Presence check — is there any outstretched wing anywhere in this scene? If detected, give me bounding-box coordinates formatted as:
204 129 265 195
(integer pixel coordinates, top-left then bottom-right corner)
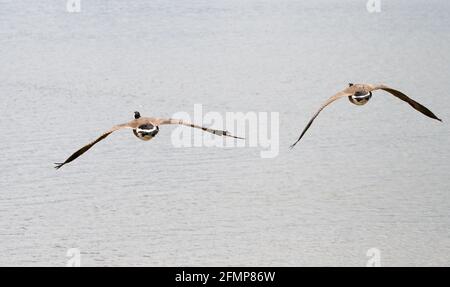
154 118 245 139
290 91 351 148
369 84 442 121
54 123 132 169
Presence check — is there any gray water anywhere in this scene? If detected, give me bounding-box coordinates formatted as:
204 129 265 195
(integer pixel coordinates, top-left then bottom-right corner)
0 0 449 266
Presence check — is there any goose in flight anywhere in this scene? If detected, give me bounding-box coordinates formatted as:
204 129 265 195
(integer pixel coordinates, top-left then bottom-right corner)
290 83 442 148
55 111 244 169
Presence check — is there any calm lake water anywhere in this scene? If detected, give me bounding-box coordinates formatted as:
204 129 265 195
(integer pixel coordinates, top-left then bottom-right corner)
0 0 449 266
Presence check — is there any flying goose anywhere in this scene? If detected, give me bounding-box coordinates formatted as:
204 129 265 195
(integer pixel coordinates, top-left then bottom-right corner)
55 111 244 169
290 83 442 148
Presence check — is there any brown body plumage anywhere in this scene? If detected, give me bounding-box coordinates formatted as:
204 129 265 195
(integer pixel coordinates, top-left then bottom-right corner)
290 83 442 148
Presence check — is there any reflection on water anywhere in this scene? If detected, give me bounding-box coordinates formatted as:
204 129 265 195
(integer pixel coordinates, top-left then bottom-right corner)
0 0 449 266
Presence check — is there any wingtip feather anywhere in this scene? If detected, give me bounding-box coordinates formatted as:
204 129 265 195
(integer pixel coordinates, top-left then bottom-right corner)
54 163 64 170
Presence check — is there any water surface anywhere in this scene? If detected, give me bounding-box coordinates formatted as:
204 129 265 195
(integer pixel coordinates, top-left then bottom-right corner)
0 0 449 266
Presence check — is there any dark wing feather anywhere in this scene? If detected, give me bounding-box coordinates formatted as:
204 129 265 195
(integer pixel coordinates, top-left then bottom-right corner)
155 118 245 140
290 91 351 148
371 84 442 121
54 124 131 169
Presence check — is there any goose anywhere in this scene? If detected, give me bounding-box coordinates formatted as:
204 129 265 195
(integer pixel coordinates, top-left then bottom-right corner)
290 83 442 148
55 111 244 169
